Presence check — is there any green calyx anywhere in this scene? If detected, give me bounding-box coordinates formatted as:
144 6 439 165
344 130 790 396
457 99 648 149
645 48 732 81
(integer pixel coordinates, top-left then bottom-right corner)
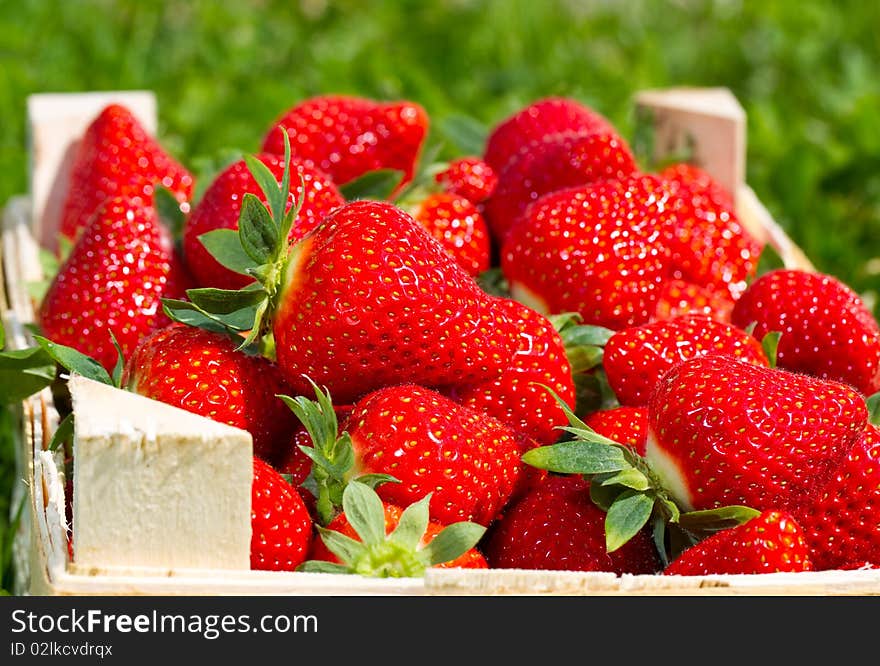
524 384 759 566
547 313 619 415
277 376 397 526
297 481 486 578
162 129 305 353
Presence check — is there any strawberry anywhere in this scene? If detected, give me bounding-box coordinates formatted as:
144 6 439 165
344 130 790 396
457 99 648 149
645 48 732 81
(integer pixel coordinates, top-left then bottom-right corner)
659 167 762 301
646 354 867 513
483 96 616 173
271 199 522 404
501 174 674 330
309 496 488 570
261 94 429 190
482 474 661 574
298 481 485 577
59 103 194 243
182 153 344 290
251 457 313 571
448 297 577 446
659 162 736 213
731 269 880 396
582 406 649 457
282 382 522 527
434 156 498 204
792 424 880 570
602 314 769 407
122 324 298 462
483 130 638 243
407 191 491 277
38 196 193 373
273 404 353 486
652 279 735 323
663 510 813 576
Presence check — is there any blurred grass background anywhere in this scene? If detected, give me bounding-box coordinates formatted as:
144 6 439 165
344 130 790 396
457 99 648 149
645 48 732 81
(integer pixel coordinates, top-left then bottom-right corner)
1 0 879 593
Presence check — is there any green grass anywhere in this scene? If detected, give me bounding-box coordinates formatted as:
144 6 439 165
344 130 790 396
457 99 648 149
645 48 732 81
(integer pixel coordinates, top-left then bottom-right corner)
1 0 879 592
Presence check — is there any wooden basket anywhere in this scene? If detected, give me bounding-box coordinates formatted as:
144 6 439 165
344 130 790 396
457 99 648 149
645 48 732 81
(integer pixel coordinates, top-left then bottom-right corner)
4 88 878 596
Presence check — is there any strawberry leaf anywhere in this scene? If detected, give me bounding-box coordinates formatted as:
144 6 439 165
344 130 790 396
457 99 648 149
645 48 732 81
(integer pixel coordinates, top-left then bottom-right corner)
419 521 486 567
0 346 56 404
162 298 259 334
296 561 351 574
565 345 605 374
761 330 782 368
865 391 879 426
597 467 651 491
198 229 256 276
522 439 629 474
353 473 399 490
314 526 368 565
245 154 286 226
605 490 654 552
186 285 267 314
589 480 627 512
238 194 279 265
154 185 187 241
677 505 761 533
48 412 75 452
108 331 125 388
475 267 510 298
341 481 387 547
33 336 112 386
388 494 431 551
340 169 406 202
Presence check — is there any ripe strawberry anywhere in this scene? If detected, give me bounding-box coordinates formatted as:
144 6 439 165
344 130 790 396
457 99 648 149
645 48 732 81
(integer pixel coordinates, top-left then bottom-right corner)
122 324 298 462
251 457 313 571
646 354 867 513
659 167 762 301
272 199 522 404
731 269 880 396
59 103 194 243
652 280 735 323
663 510 813 576
603 315 769 407
482 474 661 573
792 424 880 570
407 191 491 277
483 96 616 173
344 384 522 526
434 156 498 204
261 95 429 190
659 162 736 212
448 296 576 445
483 130 638 243
582 406 649 457
38 196 193 372
501 174 674 330
183 153 344 290
309 499 488 570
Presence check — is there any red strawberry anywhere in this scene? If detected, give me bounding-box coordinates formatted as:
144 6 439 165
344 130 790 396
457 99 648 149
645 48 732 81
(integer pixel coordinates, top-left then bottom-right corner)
251 457 313 571
603 314 769 407
483 97 615 173
659 162 736 212
482 474 661 574
344 384 522 526
434 156 498 204
407 191 491 277
663 510 813 576
449 296 576 445
731 269 880 396
792 424 880 570
646 354 867 513
261 95 429 190
484 130 638 243
38 196 193 372
272 200 522 404
501 174 674 330
582 406 649 457
183 153 344 290
659 168 762 301
59 103 194 243
652 279 735 323
309 500 488 570
122 324 298 462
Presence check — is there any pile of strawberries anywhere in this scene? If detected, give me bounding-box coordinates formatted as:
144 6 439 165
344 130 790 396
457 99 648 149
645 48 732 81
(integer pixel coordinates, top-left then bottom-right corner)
30 92 880 578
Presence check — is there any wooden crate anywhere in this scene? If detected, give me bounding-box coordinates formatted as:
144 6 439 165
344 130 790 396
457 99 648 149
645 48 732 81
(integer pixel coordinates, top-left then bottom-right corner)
3 88 879 596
